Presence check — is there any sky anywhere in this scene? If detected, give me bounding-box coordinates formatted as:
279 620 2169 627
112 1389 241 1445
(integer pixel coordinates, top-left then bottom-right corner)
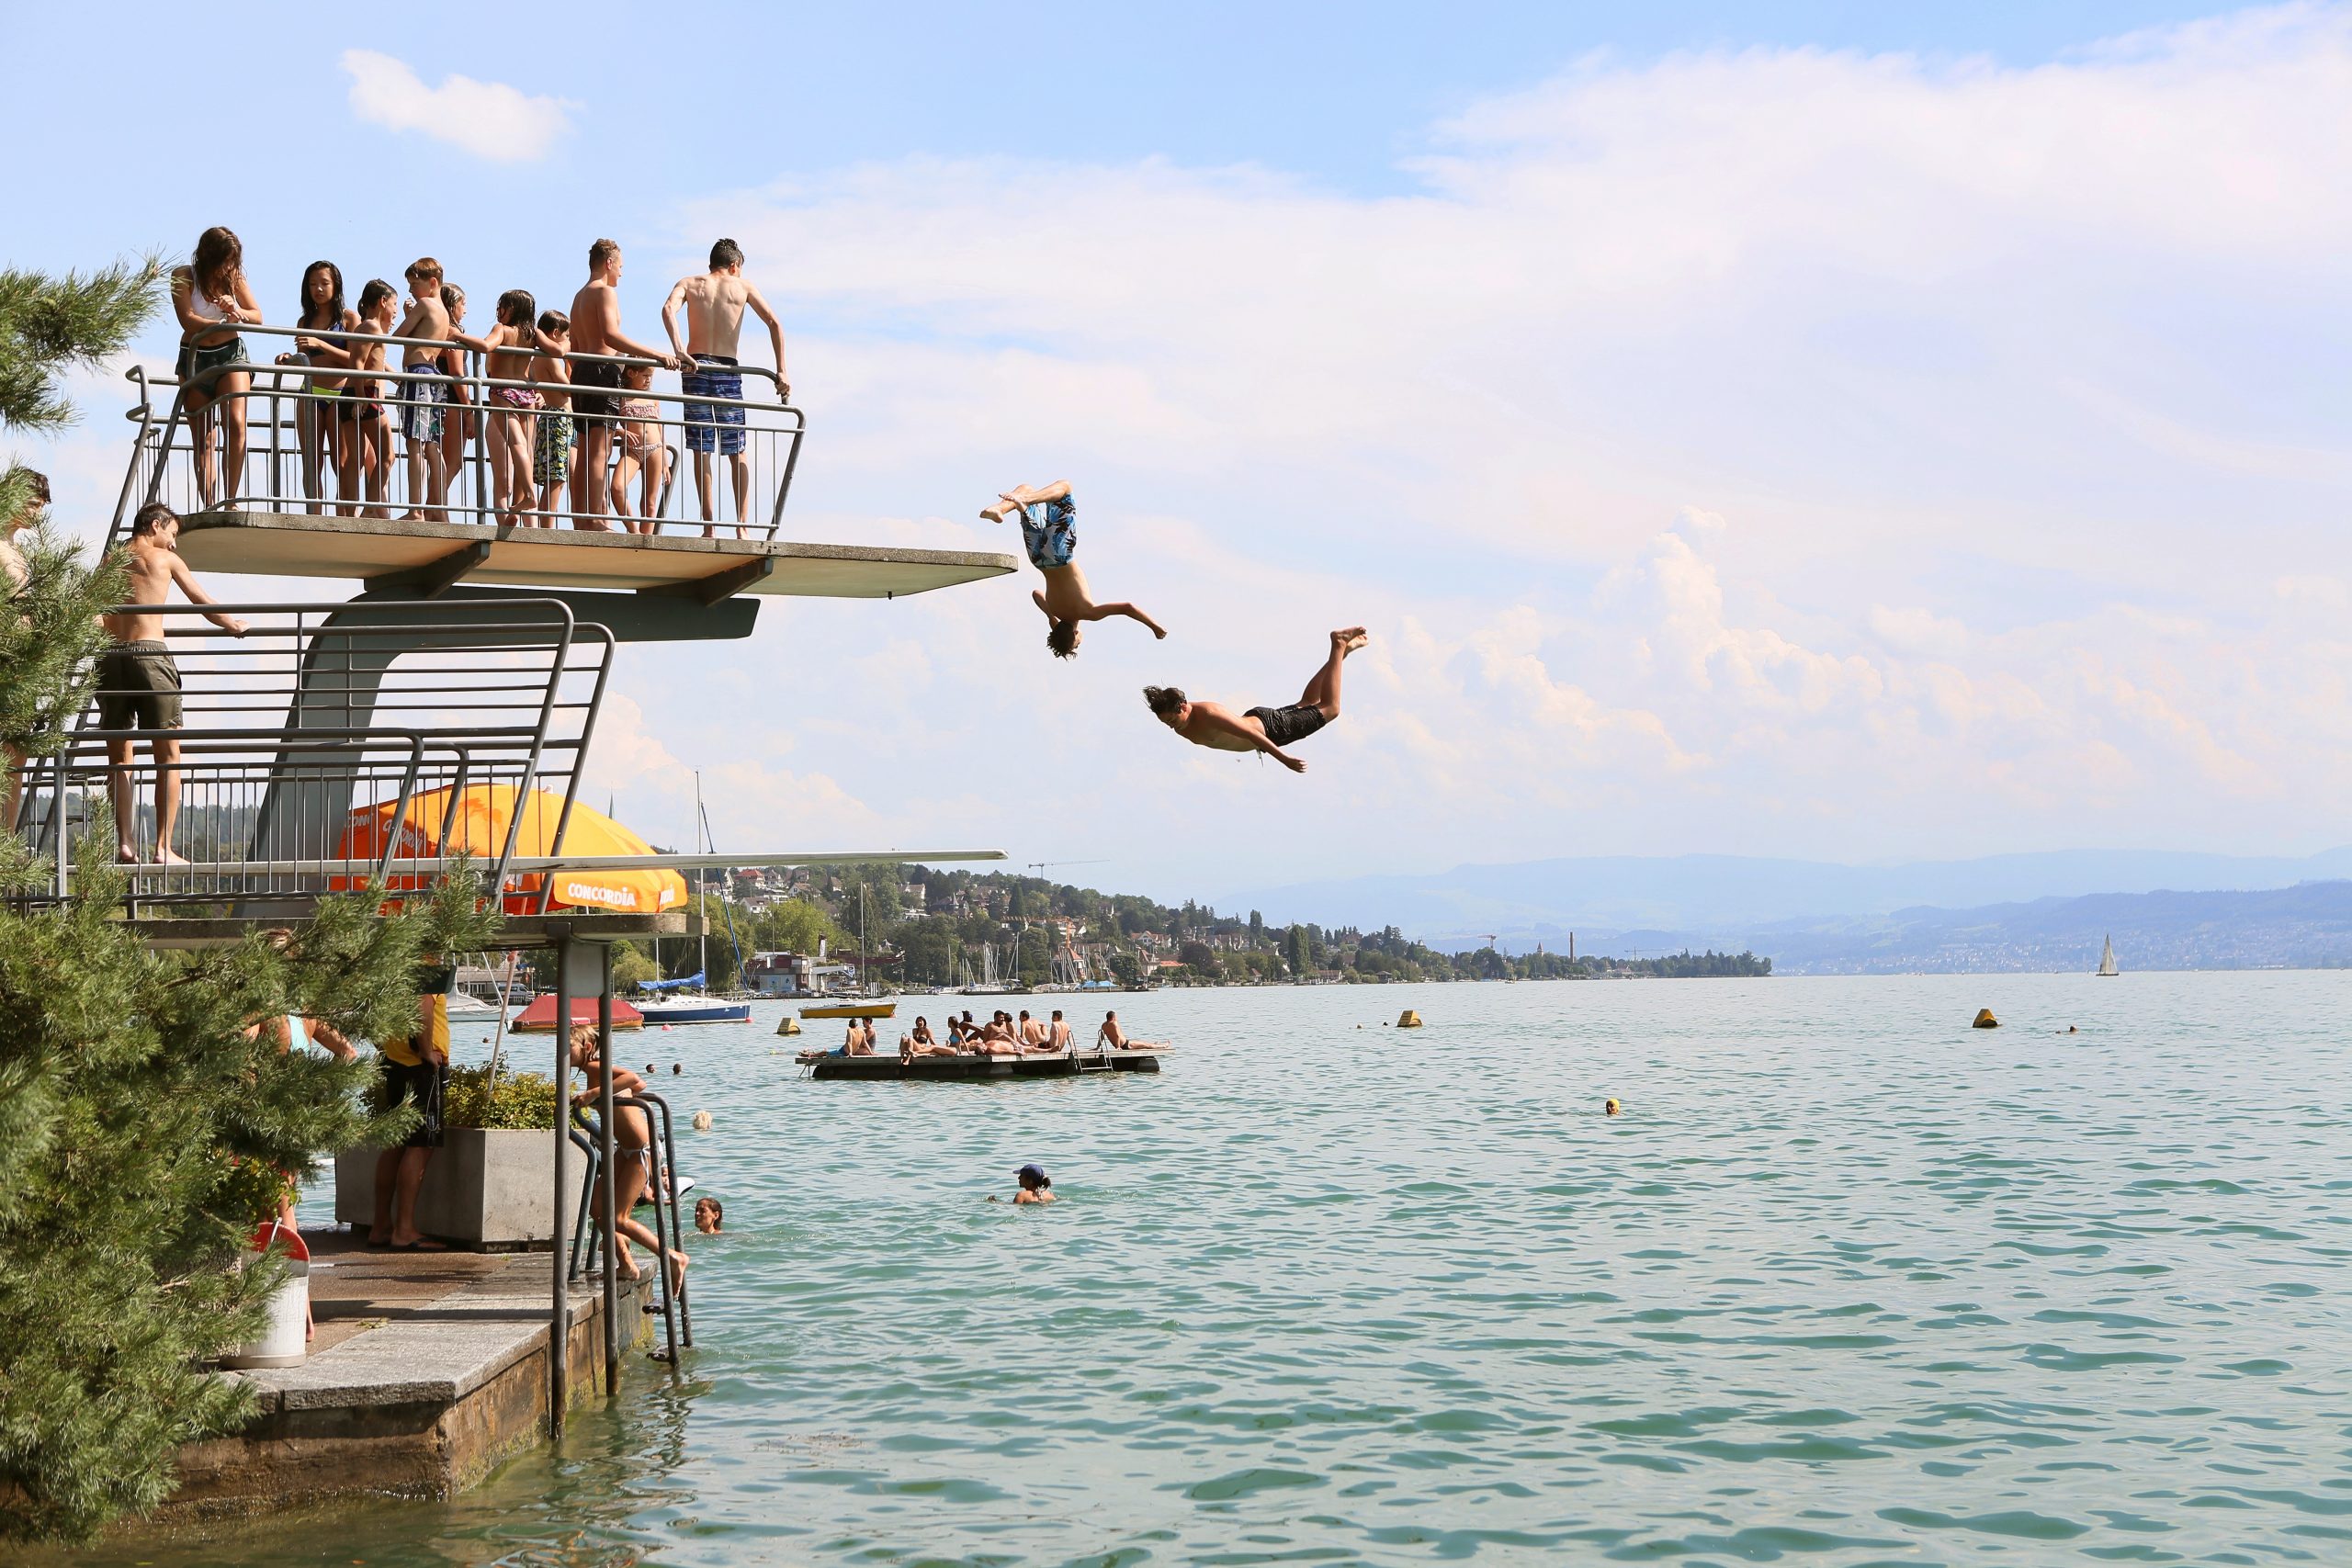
6 2 2350 903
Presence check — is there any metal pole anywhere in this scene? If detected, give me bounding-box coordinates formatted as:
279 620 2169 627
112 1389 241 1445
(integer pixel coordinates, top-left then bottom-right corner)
549 942 571 1437
598 944 618 1396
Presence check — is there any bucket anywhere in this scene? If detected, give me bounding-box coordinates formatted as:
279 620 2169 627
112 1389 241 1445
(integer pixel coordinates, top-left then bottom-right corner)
221 1220 311 1370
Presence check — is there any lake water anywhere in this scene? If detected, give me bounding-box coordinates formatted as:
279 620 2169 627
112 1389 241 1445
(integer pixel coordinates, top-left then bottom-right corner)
60 972 2352 1566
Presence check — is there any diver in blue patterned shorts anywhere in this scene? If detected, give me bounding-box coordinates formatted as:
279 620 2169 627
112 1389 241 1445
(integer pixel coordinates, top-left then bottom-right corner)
980 481 1168 659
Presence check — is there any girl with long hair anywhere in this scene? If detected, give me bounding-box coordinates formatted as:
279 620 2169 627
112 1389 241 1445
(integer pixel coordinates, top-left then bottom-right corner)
452 288 542 526
168 226 263 510
280 260 354 515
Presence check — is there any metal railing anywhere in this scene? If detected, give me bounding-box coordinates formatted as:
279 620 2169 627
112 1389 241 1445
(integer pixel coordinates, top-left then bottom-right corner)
9 598 613 918
569 1089 693 1364
119 322 804 546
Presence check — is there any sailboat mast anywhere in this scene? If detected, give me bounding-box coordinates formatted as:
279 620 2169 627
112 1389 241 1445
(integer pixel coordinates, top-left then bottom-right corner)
695 771 707 989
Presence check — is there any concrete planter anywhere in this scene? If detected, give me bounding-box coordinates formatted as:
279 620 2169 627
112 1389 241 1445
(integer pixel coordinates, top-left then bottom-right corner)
334 1129 563 1247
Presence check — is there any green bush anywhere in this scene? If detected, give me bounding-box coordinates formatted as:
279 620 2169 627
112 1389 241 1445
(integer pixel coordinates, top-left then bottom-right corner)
443 1066 560 1131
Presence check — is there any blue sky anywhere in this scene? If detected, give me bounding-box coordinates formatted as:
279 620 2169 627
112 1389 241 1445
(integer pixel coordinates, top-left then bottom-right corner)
9 3 2350 898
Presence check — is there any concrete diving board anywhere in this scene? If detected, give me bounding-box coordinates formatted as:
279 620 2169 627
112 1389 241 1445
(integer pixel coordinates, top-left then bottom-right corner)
175 512 1017 602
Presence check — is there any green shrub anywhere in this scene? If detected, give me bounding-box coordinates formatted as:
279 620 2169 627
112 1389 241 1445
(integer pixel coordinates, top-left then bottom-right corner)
443 1066 560 1131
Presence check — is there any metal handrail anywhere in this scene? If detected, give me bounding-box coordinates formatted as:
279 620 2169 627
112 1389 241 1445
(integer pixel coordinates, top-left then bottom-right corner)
119 322 801 545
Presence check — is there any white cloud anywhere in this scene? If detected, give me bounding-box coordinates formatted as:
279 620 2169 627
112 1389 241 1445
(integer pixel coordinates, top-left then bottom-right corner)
612 7 2352 882
342 51 574 163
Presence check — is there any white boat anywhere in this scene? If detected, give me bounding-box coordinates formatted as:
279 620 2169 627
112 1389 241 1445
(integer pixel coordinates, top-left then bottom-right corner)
2096 935 2120 977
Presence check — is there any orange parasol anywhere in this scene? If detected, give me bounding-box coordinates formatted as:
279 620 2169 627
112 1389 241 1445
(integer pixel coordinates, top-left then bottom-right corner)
338 784 689 915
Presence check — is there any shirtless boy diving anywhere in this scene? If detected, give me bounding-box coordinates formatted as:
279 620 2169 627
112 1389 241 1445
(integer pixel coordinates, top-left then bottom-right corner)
981 481 1167 658
1143 627 1366 774
662 239 787 539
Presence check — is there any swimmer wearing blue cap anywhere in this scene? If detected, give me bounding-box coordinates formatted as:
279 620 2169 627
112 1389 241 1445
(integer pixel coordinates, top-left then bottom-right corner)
1014 1165 1055 1205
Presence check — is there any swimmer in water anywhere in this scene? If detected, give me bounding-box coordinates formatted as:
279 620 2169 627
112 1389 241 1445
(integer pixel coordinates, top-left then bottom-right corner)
1008 1164 1054 1204
694 1196 722 1234
1604 1098 1621 1116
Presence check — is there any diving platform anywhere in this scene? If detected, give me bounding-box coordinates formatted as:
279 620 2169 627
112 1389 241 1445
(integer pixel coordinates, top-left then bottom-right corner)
175 511 1016 604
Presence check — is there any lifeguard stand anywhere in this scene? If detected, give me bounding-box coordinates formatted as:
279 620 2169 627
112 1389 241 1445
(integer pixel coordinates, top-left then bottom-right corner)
74 326 1019 1429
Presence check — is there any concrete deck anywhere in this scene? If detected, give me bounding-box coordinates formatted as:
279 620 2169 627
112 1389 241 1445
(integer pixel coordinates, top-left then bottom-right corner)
166 1231 654 1516
176 511 1018 601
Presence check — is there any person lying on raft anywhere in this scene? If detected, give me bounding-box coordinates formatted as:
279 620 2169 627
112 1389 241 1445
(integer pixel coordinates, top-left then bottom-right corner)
980 480 1167 659
1145 627 1366 774
1097 1010 1169 1051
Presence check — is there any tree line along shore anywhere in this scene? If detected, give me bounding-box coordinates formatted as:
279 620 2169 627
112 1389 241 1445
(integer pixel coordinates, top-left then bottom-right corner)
620 863 1772 989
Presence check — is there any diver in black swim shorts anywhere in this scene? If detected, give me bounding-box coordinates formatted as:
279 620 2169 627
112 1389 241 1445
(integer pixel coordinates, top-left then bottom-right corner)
1142 626 1367 775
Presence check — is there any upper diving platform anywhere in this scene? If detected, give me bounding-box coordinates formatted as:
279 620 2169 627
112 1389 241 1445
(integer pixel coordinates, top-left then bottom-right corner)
174 512 1014 603
116 323 1016 604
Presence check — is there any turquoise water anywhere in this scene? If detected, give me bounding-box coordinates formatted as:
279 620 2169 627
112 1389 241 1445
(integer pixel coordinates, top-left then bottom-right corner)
63 973 2352 1565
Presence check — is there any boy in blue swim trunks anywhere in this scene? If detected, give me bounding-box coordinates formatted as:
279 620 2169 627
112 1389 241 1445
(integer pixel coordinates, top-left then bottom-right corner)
662 239 788 538
980 481 1168 659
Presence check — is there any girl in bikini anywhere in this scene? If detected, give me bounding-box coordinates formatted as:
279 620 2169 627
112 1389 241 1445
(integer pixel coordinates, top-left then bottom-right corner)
608 363 670 531
281 261 355 516
346 279 401 519
452 289 542 527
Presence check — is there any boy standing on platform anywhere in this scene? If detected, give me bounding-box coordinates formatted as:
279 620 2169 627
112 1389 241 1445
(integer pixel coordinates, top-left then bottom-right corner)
100 502 246 863
662 239 788 539
393 259 454 523
569 239 680 531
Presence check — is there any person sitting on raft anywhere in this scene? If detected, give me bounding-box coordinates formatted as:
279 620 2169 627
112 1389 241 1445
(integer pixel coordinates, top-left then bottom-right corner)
900 1017 956 1061
1097 1010 1169 1051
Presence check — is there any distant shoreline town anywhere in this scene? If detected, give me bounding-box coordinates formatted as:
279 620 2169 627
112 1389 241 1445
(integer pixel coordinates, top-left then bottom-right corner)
625 863 1771 993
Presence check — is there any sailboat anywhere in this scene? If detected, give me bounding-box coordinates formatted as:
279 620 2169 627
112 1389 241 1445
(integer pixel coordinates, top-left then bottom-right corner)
634 773 752 1025
2096 934 2120 977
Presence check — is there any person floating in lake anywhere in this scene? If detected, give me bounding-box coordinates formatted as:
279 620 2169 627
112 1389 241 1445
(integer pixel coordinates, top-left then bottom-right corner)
1144 627 1366 774
1015 1165 1054 1204
981 481 1167 658
694 1196 723 1234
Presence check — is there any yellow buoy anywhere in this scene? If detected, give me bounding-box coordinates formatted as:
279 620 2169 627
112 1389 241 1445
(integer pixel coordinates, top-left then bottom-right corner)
1397 1010 1423 1029
1972 1008 1999 1030
776 1016 802 1036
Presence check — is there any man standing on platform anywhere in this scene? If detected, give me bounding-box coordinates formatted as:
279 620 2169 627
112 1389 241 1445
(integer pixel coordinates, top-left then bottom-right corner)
568 239 680 531
100 502 246 863
662 239 788 539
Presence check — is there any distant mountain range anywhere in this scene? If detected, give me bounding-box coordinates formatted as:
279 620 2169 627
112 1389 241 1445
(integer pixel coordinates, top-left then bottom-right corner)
1225 849 2352 973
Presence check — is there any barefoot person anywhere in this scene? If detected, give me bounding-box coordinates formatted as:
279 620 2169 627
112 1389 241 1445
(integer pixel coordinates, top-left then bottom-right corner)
661 239 787 538
569 239 680 531
169 227 264 513
100 503 247 863
391 259 455 521
1097 1010 1168 1051
368 967 456 1251
1144 627 1365 774
982 481 1167 658
568 1025 687 1294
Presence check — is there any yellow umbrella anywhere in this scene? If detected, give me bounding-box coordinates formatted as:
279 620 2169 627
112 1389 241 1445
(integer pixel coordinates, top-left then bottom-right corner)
339 784 689 915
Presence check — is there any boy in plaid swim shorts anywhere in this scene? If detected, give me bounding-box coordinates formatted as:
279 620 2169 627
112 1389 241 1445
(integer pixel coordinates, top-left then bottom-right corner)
662 238 788 537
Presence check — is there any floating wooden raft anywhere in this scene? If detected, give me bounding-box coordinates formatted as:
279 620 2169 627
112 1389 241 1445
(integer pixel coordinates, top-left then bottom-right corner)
808 1049 1163 1081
